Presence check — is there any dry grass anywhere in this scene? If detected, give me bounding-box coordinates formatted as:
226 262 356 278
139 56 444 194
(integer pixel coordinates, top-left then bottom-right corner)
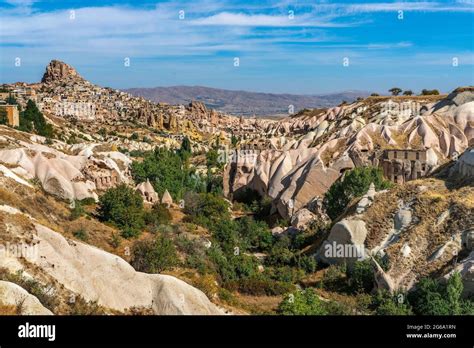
0 302 18 315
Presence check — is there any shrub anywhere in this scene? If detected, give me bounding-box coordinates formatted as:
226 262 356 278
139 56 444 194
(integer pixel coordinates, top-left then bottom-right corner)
372 290 413 315
131 235 178 273
98 184 145 238
19 100 53 138
230 276 295 296
144 203 172 228
321 264 347 291
324 167 392 220
72 228 88 241
346 259 374 293
296 255 317 274
236 216 273 252
408 272 473 315
278 289 327 315
266 236 294 266
183 192 231 228
421 89 440 96
70 200 85 220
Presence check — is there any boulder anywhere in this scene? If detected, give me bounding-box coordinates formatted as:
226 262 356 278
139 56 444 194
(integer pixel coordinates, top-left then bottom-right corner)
394 208 412 231
290 208 316 230
13 222 223 314
462 228 474 251
0 281 53 315
317 219 368 265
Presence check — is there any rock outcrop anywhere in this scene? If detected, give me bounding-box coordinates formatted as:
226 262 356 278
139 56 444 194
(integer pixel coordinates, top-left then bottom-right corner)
0 207 222 315
41 60 82 85
136 180 159 204
224 90 474 220
0 281 53 315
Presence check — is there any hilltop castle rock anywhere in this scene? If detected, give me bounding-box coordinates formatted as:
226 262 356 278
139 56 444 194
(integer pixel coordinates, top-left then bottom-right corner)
41 60 82 84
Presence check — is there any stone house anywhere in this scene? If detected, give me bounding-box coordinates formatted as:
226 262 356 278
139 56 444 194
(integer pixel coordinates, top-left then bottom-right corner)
381 149 428 184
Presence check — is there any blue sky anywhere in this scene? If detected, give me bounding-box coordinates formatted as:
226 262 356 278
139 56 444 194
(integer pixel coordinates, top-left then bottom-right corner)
0 0 473 94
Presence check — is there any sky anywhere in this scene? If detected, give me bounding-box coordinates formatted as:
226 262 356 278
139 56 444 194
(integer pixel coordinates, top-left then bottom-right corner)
0 0 473 94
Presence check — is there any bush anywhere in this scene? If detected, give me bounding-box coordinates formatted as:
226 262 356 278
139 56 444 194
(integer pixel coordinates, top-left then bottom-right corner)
183 192 231 228
131 235 178 273
131 148 205 200
296 255 317 274
72 228 88 241
98 184 145 238
324 167 392 220
144 203 172 228
346 259 374 293
70 200 85 220
236 216 273 252
421 89 440 96
372 290 413 315
278 289 327 315
19 100 53 138
230 276 295 296
408 272 473 315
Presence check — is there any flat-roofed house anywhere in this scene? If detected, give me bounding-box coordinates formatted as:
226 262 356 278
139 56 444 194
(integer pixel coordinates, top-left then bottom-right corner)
381 149 428 184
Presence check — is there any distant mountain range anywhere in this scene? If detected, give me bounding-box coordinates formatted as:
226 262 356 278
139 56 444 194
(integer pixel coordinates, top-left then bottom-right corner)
123 86 371 116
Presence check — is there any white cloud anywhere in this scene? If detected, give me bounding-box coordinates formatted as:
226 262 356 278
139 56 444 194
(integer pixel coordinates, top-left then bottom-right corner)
190 11 356 27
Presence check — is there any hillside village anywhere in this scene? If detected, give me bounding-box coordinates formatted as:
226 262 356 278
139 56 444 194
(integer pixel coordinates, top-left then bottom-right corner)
0 60 472 316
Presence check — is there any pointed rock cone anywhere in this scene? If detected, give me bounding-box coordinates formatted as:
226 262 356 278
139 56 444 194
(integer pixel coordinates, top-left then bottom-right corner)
161 189 173 207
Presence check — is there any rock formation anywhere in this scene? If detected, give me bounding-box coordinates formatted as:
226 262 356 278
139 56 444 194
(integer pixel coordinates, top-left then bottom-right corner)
41 60 82 85
136 180 159 204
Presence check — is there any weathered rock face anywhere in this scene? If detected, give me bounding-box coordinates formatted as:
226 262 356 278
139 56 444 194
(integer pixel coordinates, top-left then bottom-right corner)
313 169 474 294
0 207 223 315
41 60 82 84
0 133 131 201
450 147 474 181
290 208 316 230
224 90 474 220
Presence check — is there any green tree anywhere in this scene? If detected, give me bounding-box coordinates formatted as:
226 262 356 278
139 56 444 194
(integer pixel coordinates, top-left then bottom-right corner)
206 148 221 169
403 90 413 96
183 192 231 228
0 108 7 125
389 87 402 96
346 259 374 293
131 235 178 273
278 289 327 315
237 216 273 252
231 133 238 147
97 184 145 238
178 136 192 161
19 100 53 137
421 89 440 96
324 167 392 220
6 93 17 105
373 290 413 315
408 272 472 315
131 148 190 199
